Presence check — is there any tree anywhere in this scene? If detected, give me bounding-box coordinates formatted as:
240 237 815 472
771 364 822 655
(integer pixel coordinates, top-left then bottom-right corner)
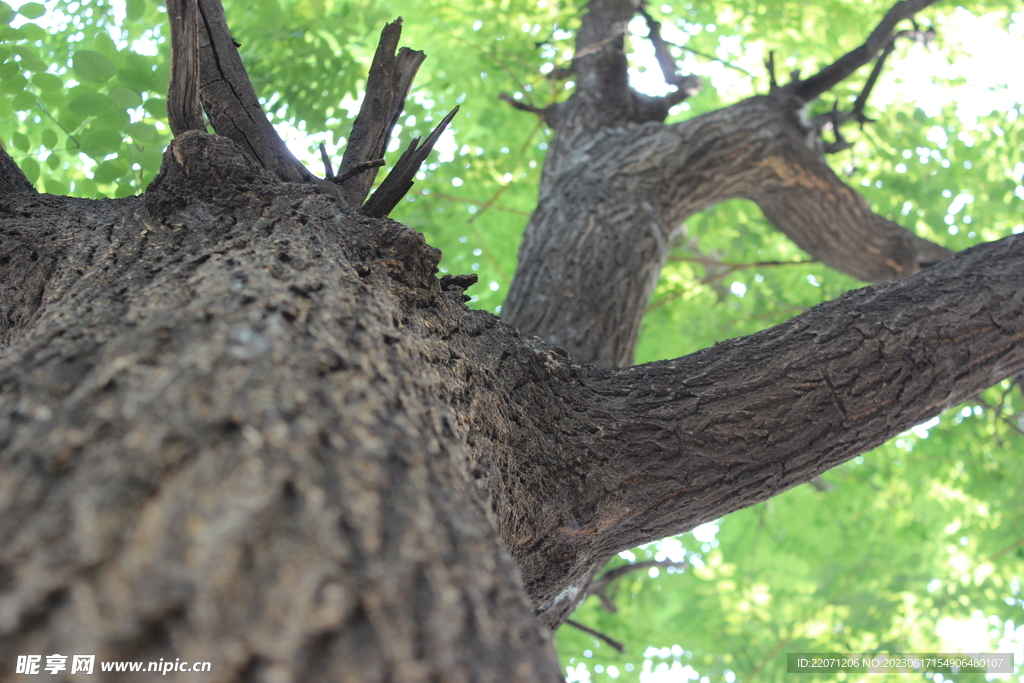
1 0 1022 681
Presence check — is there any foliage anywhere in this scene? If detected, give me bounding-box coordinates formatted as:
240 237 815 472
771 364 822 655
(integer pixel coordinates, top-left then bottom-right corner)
1 0 1022 681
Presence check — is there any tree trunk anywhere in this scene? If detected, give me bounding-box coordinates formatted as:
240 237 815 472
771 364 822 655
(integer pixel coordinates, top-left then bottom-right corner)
2 1 1022 681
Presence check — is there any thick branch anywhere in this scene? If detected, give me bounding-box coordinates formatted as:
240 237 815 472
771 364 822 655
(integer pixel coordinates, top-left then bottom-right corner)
492 233 1024 620
166 0 205 136
0 143 36 196
793 0 939 102
503 95 951 367
195 0 313 183
337 19 426 206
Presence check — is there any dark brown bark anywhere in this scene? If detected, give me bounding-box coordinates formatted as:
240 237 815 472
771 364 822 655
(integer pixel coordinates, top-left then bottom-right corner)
0 132 563 683
194 0 313 184
167 0 206 136
337 20 426 207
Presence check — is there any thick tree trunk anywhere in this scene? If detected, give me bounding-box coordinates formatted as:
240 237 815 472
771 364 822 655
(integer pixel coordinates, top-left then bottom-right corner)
0 133 562 682
2 0 1021 680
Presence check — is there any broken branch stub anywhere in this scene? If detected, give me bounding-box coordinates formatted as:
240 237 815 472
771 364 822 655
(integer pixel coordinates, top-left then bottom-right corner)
0 143 36 196
337 19 426 206
361 106 459 219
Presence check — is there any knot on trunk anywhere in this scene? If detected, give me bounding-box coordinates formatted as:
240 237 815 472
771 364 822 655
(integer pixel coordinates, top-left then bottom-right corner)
145 131 281 215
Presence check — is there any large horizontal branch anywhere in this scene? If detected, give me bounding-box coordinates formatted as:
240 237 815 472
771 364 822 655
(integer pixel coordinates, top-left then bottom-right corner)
491 232 1024 620
793 0 940 102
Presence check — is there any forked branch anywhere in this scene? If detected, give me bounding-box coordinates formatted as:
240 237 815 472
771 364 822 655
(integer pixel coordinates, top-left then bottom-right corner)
808 26 934 153
793 0 940 102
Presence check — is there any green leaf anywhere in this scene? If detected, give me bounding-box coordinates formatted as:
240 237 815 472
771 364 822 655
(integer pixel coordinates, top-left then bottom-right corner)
18 156 39 183
77 127 123 157
11 131 29 151
107 86 142 110
125 0 145 21
93 158 127 184
32 72 63 91
15 2 44 19
45 151 60 169
40 128 57 149
68 91 113 117
0 60 20 80
73 50 117 84
11 89 35 110
125 121 157 144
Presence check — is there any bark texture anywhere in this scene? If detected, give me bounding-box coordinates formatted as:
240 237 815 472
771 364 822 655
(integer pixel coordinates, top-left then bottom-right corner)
0 133 562 683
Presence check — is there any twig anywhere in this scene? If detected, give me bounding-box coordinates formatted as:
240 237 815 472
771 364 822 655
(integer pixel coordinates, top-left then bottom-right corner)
467 182 511 225
974 397 1024 436
990 534 1024 561
587 559 689 613
498 93 559 127
319 142 334 179
424 190 531 218
765 50 778 91
332 158 385 185
564 620 626 653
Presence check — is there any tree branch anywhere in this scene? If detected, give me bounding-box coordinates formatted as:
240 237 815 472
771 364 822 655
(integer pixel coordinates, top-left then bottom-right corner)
166 0 205 136
497 232 1024 615
337 19 426 206
793 0 940 102
194 0 313 183
638 3 702 101
564 620 626 652
498 93 560 128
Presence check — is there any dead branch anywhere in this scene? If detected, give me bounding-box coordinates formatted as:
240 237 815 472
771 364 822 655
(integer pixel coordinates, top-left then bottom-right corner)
361 106 459 218
337 19 426 206
194 0 312 183
166 0 205 136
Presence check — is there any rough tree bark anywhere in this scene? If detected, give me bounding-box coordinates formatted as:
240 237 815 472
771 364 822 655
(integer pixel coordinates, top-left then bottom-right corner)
1 1 1022 682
